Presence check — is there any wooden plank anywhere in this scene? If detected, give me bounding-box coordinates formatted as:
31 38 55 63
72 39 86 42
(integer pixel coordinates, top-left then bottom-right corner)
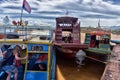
101 61 120 80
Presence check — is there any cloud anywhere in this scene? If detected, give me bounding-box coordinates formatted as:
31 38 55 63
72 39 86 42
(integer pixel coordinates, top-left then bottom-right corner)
0 0 120 27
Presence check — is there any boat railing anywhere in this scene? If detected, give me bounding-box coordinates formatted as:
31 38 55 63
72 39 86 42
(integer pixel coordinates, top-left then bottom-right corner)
0 25 53 42
57 21 80 28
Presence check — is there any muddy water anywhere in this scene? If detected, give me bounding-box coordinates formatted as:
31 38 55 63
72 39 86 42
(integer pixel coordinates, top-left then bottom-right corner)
56 55 105 80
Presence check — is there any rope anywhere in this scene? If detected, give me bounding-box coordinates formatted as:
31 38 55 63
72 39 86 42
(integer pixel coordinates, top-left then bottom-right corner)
84 55 107 64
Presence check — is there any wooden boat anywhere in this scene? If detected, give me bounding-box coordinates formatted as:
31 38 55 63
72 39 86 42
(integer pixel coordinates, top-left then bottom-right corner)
0 26 56 80
54 16 88 59
101 45 120 80
53 17 114 80
84 29 112 61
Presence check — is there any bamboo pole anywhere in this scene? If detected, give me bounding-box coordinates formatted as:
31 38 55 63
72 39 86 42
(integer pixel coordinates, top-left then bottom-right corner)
20 1 24 35
84 55 107 64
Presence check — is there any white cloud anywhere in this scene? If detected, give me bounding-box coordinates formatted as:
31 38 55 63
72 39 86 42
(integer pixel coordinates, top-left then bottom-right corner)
80 18 120 27
0 0 120 27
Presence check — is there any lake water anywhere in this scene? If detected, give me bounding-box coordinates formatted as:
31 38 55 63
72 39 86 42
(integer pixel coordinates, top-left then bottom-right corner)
56 54 105 80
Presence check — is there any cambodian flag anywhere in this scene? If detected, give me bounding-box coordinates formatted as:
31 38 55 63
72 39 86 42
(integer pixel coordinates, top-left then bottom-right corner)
22 0 31 13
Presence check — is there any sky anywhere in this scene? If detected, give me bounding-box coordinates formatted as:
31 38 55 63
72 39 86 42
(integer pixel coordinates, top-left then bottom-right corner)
0 0 120 27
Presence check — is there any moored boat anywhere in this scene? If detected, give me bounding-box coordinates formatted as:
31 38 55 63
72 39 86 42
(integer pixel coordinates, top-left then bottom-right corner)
84 29 112 62
54 16 88 59
101 45 120 80
0 25 56 80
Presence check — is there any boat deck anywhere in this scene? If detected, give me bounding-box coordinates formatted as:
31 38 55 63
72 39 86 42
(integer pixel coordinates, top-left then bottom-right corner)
101 45 120 80
54 43 88 50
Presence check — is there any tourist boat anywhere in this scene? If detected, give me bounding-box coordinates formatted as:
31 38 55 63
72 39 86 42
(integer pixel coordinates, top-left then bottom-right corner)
0 25 56 80
101 45 120 80
84 29 112 62
54 16 88 59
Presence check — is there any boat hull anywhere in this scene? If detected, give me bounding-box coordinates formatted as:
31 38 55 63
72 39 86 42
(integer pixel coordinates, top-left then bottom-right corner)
0 34 19 39
54 43 88 59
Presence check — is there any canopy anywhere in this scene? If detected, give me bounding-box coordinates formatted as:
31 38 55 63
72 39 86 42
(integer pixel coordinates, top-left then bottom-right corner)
90 30 110 36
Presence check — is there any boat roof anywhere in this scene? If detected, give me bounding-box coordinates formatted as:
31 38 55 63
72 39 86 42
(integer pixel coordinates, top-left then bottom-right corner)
56 16 78 23
86 29 111 36
91 30 111 35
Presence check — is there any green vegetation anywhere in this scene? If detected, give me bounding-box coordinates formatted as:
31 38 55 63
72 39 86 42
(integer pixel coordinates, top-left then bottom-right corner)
81 27 120 34
81 27 101 33
112 30 120 34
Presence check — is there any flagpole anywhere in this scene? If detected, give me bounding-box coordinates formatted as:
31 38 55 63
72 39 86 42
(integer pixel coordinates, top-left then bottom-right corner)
20 7 23 23
20 0 31 40
20 1 24 36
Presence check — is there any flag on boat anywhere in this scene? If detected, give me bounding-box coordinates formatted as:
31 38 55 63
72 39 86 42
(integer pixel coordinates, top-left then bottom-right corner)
22 0 31 13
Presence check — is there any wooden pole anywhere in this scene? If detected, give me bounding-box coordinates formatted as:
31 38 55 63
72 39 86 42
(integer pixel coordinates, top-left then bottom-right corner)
84 55 107 64
20 7 23 23
20 1 24 36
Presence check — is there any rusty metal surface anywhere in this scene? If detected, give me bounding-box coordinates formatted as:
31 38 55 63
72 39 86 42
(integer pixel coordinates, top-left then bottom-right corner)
101 45 120 80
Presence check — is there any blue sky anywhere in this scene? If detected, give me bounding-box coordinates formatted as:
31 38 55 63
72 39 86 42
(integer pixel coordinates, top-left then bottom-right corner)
0 0 120 27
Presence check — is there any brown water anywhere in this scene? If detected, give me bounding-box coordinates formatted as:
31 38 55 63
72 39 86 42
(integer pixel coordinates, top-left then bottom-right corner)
56 55 105 80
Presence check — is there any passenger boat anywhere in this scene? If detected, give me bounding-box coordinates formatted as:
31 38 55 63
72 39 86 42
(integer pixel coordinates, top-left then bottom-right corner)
54 16 88 59
84 29 112 62
0 25 56 80
101 45 120 80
